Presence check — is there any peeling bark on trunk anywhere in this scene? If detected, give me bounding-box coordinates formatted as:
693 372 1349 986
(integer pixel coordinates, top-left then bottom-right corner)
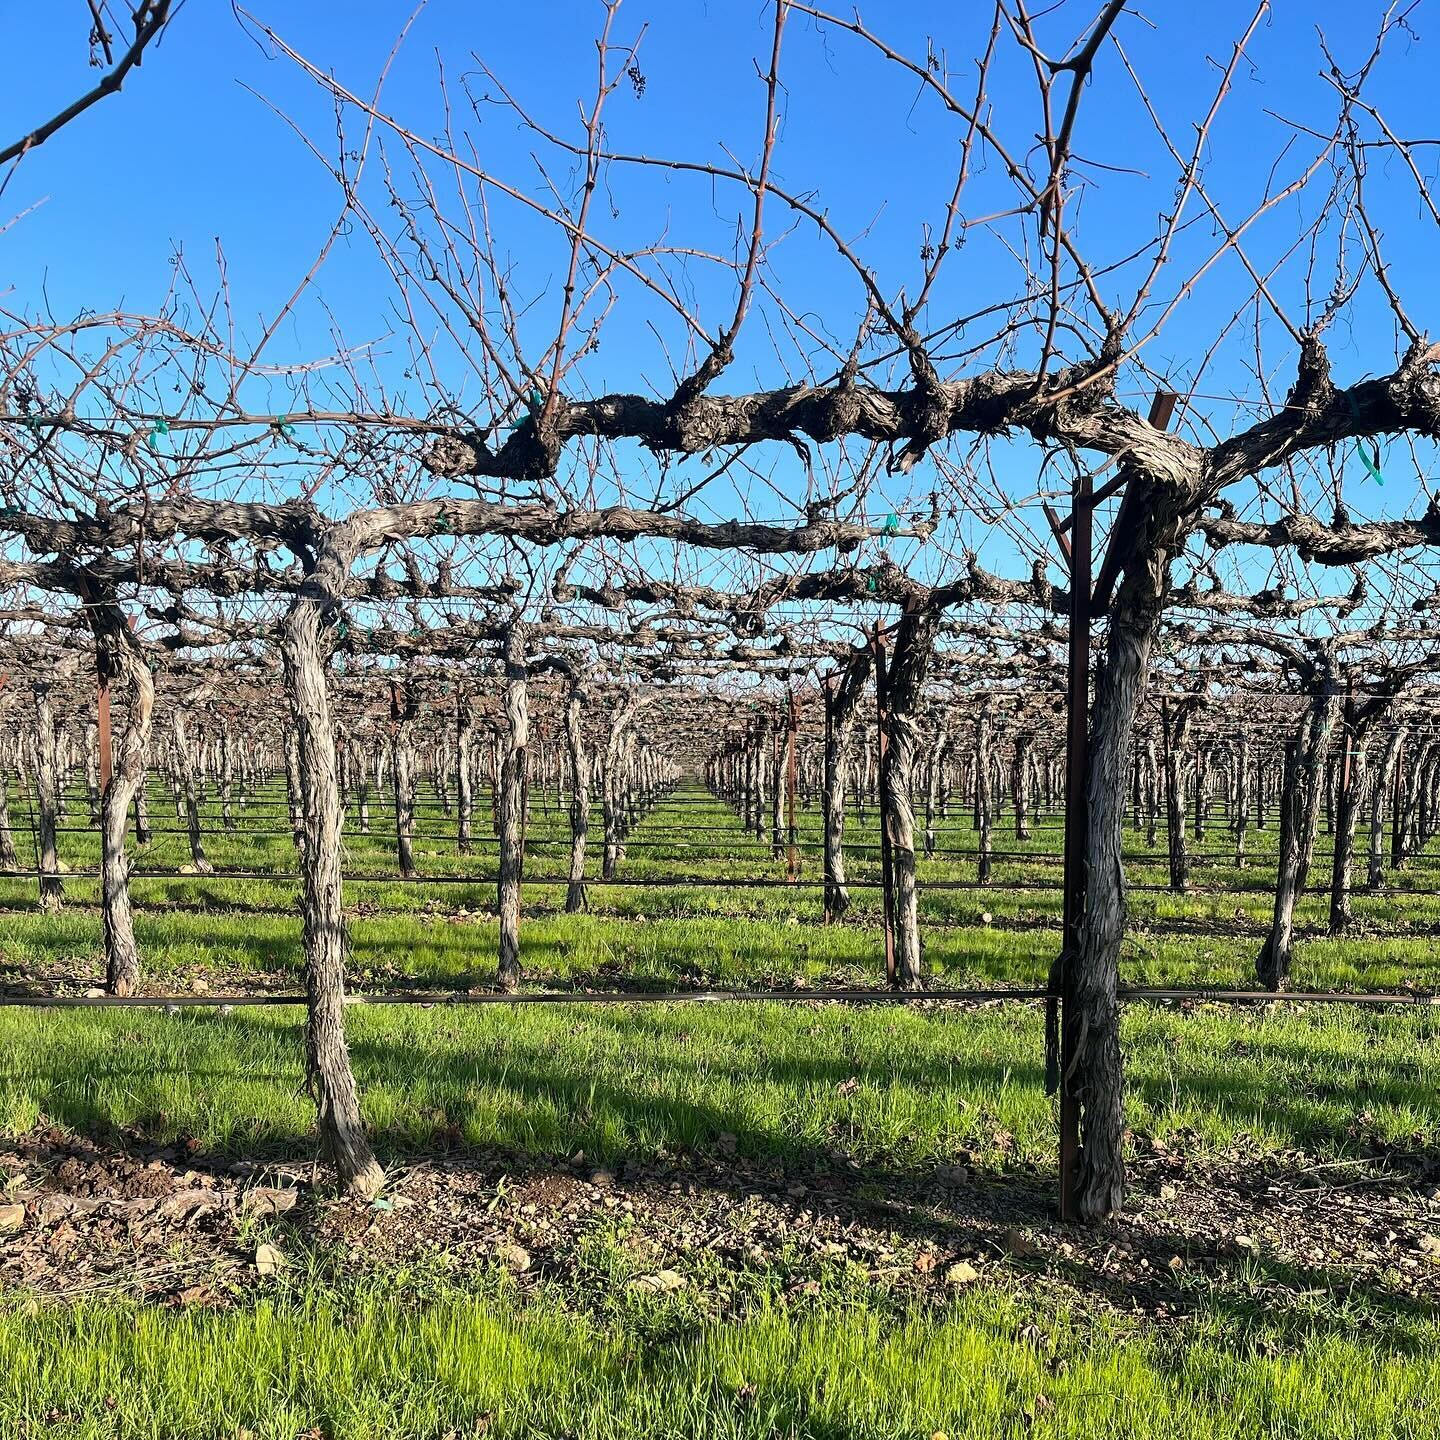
562 677 591 914
390 712 417 879
1329 734 1368 935
769 724 784 859
1232 733 1250 867
1012 732 1034 842
357 743 373 834
173 714 212 873
601 700 640 881
84 598 155 996
1368 727 1405 889
1160 701 1196 893
497 623 529 990
923 729 948 859
281 594 384 1200
822 647 872 921
32 689 65 912
220 728 236 833
133 771 151 846
753 722 769 841
456 701 475 856
1143 738 1159 848
1192 745 1210 841
0 764 17 872
1257 682 1340 991
881 607 940 990
975 705 994 886
284 727 306 857
1069 500 1183 1223
83 722 101 825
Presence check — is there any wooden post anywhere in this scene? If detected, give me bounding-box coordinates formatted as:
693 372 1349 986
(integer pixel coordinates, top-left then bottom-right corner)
872 625 896 988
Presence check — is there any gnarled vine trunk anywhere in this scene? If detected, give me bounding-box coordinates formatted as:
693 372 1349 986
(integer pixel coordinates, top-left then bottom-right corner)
1068 498 1184 1222
456 700 474 855
0 746 18 873
1257 680 1340 991
497 623 528 989
85 598 155 996
390 711 417 879
561 676 590 913
173 714 212 873
281 592 384 1199
1368 726 1406 890
31 686 65 912
821 647 872 921
881 607 940 990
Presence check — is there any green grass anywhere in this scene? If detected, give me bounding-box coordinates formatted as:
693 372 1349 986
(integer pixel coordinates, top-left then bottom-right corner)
0 997 1433 1168
3 1284 1437 1439
1 776 1438 1437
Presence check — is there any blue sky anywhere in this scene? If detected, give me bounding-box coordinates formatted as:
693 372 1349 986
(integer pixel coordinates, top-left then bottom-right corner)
2 2 1435 604
6 3 1424 376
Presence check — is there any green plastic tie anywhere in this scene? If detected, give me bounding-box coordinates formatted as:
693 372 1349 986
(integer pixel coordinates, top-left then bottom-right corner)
865 575 878 593
276 419 297 439
146 418 170 452
528 388 544 411
1347 392 1384 485
882 512 900 536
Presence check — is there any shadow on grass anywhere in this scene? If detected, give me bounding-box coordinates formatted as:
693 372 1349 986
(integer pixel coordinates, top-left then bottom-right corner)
14 1003 1436 1359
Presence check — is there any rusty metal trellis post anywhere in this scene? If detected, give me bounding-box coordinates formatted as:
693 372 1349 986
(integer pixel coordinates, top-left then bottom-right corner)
872 624 896 988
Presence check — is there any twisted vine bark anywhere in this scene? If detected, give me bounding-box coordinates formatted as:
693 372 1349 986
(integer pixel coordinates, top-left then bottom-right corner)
172 712 212 873
821 645 872 921
456 698 474 855
389 688 418 879
1368 726 1406 889
0 751 17 873
560 671 590 913
1257 678 1341 991
601 699 640 880
30 684 64 912
84 595 155 996
1068 484 1191 1221
975 702 994 885
281 588 384 1199
497 622 529 990
881 606 940 990
1012 731 1034 842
